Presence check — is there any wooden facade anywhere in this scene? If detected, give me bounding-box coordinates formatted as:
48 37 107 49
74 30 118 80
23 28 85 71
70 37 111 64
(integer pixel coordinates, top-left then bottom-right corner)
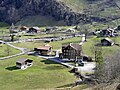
61 43 82 61
16 58 33 70
34 45 52 55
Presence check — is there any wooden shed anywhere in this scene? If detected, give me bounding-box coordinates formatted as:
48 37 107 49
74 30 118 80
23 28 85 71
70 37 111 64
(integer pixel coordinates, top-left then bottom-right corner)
101 38 114 46
16 58 33 70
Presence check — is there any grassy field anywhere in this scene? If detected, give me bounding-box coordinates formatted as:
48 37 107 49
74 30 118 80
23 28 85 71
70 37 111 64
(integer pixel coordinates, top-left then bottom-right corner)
0 27 9 36
82 36 120 58
0 55 79 90
20 33 64 39
57 0 86 12
16 15 66 27
0 35 88 90
0 44 21 58
1 25 120 90
13 37 81 51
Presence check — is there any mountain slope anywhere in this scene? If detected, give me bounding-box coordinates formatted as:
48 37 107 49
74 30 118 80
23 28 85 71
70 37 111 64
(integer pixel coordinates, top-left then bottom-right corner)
0 0 120 26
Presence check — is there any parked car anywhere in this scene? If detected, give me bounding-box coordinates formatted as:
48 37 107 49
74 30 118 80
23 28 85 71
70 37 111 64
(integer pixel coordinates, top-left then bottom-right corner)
78 60 84 66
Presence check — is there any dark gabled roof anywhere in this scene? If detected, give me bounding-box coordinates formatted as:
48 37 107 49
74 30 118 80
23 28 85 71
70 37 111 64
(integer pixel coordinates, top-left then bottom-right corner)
62 43 82 50
16 58 27 64
101 38 114 44
70 44 82 50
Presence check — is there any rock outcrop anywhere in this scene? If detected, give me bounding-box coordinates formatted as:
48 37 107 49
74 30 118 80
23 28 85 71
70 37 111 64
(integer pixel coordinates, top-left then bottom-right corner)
0 0 107 25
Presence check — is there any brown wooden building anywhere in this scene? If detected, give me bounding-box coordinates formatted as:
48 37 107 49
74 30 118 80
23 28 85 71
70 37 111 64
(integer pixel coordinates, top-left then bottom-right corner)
20 26 29 31
61 43 82 61
16 58 33 70
34 44 52 55
101 38 114 46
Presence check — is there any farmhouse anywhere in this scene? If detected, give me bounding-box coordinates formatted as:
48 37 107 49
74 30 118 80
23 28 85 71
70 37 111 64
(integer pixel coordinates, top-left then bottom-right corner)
16 58 33 70
9 23 18 33
99 28 116 37
27 27 40 33
2 35 11 42
82 55 92 62
67 28 76 33
34 44 52 55
45 26 58 33
20 26 29 31
60 43 82 61
101 38 114 46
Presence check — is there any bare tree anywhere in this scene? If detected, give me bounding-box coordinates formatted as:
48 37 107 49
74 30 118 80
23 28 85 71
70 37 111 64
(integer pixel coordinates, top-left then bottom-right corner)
94 48 120 84
5 45 11 56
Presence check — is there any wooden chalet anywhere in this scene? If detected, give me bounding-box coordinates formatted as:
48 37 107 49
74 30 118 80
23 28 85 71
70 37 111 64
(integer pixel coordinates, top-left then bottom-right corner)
27 27 40 33
34 44 52 55
16 58 33 70
20 26 29 31
99 28 115 37
61 43 82 61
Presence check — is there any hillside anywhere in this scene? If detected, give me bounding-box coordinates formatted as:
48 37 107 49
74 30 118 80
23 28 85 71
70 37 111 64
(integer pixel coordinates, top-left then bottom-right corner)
16 15 66 26
0 0 120 26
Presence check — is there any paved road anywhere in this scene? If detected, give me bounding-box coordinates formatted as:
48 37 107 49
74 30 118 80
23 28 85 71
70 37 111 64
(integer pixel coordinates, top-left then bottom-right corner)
35 34 95 73
36 55 74 68
8 34 83 44
77 62 96 74
36 55 96 74
0 40 27 60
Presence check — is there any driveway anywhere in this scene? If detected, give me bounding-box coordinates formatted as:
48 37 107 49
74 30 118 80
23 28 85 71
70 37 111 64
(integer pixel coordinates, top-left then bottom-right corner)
36 55 96 74
77 62 96 74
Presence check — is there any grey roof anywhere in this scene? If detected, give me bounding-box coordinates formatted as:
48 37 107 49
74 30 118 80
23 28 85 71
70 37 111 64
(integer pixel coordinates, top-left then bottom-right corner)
16 58 27 63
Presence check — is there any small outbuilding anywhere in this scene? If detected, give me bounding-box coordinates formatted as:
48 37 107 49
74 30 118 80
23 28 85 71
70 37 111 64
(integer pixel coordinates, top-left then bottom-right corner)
82 55 92 62
27 27 40 33
34 44 52 55
16 58 33 70
20 26 29 31
101 38 114 46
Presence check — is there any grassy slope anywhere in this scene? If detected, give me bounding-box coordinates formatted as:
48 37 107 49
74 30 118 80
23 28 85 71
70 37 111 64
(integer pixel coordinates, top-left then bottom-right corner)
58 0 120 16
0 55 76 90
82 37 120 58
15 0 120 27
0 44 21 58
16 15 66 27
0 27 9 36
58 0 120 27
13 37 81 50
0 36 87 90
57 0 86 12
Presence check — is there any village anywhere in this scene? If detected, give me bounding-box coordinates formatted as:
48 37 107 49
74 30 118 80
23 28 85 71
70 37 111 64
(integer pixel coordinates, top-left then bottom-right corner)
0 24 120 89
